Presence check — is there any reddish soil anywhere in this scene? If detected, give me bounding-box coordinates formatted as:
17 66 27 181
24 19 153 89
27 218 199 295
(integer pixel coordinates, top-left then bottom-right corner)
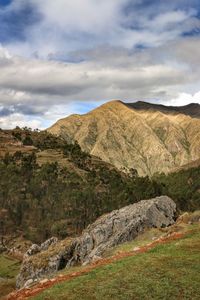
6 231 184 300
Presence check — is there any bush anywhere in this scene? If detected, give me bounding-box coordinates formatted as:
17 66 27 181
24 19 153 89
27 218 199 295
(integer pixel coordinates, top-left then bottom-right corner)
51 220 69 239
23 135 33 146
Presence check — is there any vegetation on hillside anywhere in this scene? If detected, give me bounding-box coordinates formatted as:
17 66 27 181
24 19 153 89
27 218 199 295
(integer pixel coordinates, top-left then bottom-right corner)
0 129 162 243
153 168 200 211
0 128 199 244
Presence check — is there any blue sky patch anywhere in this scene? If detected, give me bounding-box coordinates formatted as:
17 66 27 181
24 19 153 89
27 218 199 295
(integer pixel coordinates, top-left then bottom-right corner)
0 1 41 43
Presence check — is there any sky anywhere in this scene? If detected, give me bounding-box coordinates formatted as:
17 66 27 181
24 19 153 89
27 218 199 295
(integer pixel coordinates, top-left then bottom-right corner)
0 0 200 129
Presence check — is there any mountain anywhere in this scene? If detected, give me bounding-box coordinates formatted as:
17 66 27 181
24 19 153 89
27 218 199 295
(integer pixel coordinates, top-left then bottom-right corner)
48 100 200 176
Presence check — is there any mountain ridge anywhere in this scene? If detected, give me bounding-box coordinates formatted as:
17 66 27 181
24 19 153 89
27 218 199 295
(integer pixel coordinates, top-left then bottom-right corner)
125 101 200 119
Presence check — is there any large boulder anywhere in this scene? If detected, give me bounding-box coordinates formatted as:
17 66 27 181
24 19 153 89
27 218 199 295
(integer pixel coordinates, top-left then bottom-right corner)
70 196 176 265
16 196 176 288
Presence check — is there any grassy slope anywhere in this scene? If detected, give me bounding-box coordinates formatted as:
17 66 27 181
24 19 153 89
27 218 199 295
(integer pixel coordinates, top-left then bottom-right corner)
33 224 200 300
0 255 21 299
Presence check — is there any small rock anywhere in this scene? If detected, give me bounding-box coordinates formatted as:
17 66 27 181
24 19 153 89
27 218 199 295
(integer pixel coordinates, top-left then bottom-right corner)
24 244 41 257
40 237 58 251
24 279 34 288
133 247 140 251
177 212 190 224
91 255 101 262
40 278 49 284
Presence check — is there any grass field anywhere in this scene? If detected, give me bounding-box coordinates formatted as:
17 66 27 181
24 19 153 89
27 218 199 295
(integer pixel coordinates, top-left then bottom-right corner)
33 224 200 300
0 255 21 299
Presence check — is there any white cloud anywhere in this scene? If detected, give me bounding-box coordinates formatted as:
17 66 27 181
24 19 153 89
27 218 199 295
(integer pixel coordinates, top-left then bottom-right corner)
0 113 42 129
0 1 200 128
0 50 189 105
170 91 200 106
32 0 125 33
4 0 199 57
1 35 200 130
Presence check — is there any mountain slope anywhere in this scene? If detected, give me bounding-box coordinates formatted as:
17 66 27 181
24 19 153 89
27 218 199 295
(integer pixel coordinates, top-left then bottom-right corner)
8 220 200 300
48 100 200 176
33 224 200 300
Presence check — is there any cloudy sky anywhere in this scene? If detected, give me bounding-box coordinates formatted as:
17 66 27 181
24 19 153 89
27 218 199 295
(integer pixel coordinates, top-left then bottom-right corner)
0 0 200 129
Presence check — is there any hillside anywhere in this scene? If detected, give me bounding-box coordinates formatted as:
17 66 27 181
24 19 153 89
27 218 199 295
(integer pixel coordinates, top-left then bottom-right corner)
15 196 176 290
0 128 164 244
32 223 200 300
171 158 200 173
1 126 199 298
7 215 200 300
48 100 200 176
1 127 199 246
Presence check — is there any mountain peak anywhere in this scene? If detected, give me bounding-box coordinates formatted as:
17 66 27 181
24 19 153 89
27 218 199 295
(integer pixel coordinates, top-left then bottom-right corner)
94 99 124 110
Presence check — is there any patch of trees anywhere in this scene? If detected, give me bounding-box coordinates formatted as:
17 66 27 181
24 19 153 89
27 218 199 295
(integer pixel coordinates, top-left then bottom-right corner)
153 168 200 212
0 151 163 243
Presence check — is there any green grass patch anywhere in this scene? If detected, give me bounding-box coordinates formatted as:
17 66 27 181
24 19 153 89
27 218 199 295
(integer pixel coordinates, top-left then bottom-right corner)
0 255 21 299
0 254 20 278
33 225 200 300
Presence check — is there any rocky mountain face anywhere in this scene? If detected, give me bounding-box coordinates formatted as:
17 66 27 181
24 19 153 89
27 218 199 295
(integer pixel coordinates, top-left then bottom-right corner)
16 196 176 288
48 101 200 176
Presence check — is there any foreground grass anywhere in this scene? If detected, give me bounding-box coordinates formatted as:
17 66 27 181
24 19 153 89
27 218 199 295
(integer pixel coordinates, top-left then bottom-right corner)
0 255 21 299
33 225 200 300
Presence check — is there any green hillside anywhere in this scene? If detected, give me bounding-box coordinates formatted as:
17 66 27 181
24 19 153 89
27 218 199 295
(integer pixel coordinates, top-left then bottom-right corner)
0 128 200 244
33 223 200 300
0 254 21 299
0 128 162 243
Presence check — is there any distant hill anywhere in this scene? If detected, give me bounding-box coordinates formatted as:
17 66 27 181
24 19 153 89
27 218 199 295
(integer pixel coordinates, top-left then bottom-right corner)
48 100 200 176
125 101 200 119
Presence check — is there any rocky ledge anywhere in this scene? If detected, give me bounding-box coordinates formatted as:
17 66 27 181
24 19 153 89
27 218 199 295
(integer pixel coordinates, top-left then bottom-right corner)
16 196 176 288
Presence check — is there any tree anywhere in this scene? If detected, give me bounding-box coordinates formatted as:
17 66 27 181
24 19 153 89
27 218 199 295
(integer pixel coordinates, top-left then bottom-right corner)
23 135 33 146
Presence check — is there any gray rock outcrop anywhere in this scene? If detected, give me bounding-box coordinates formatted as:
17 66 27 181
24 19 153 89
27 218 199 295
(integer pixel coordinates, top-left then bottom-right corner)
70 196 176 265
16 196 176 288
16 238 74 289
24 237 58 259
